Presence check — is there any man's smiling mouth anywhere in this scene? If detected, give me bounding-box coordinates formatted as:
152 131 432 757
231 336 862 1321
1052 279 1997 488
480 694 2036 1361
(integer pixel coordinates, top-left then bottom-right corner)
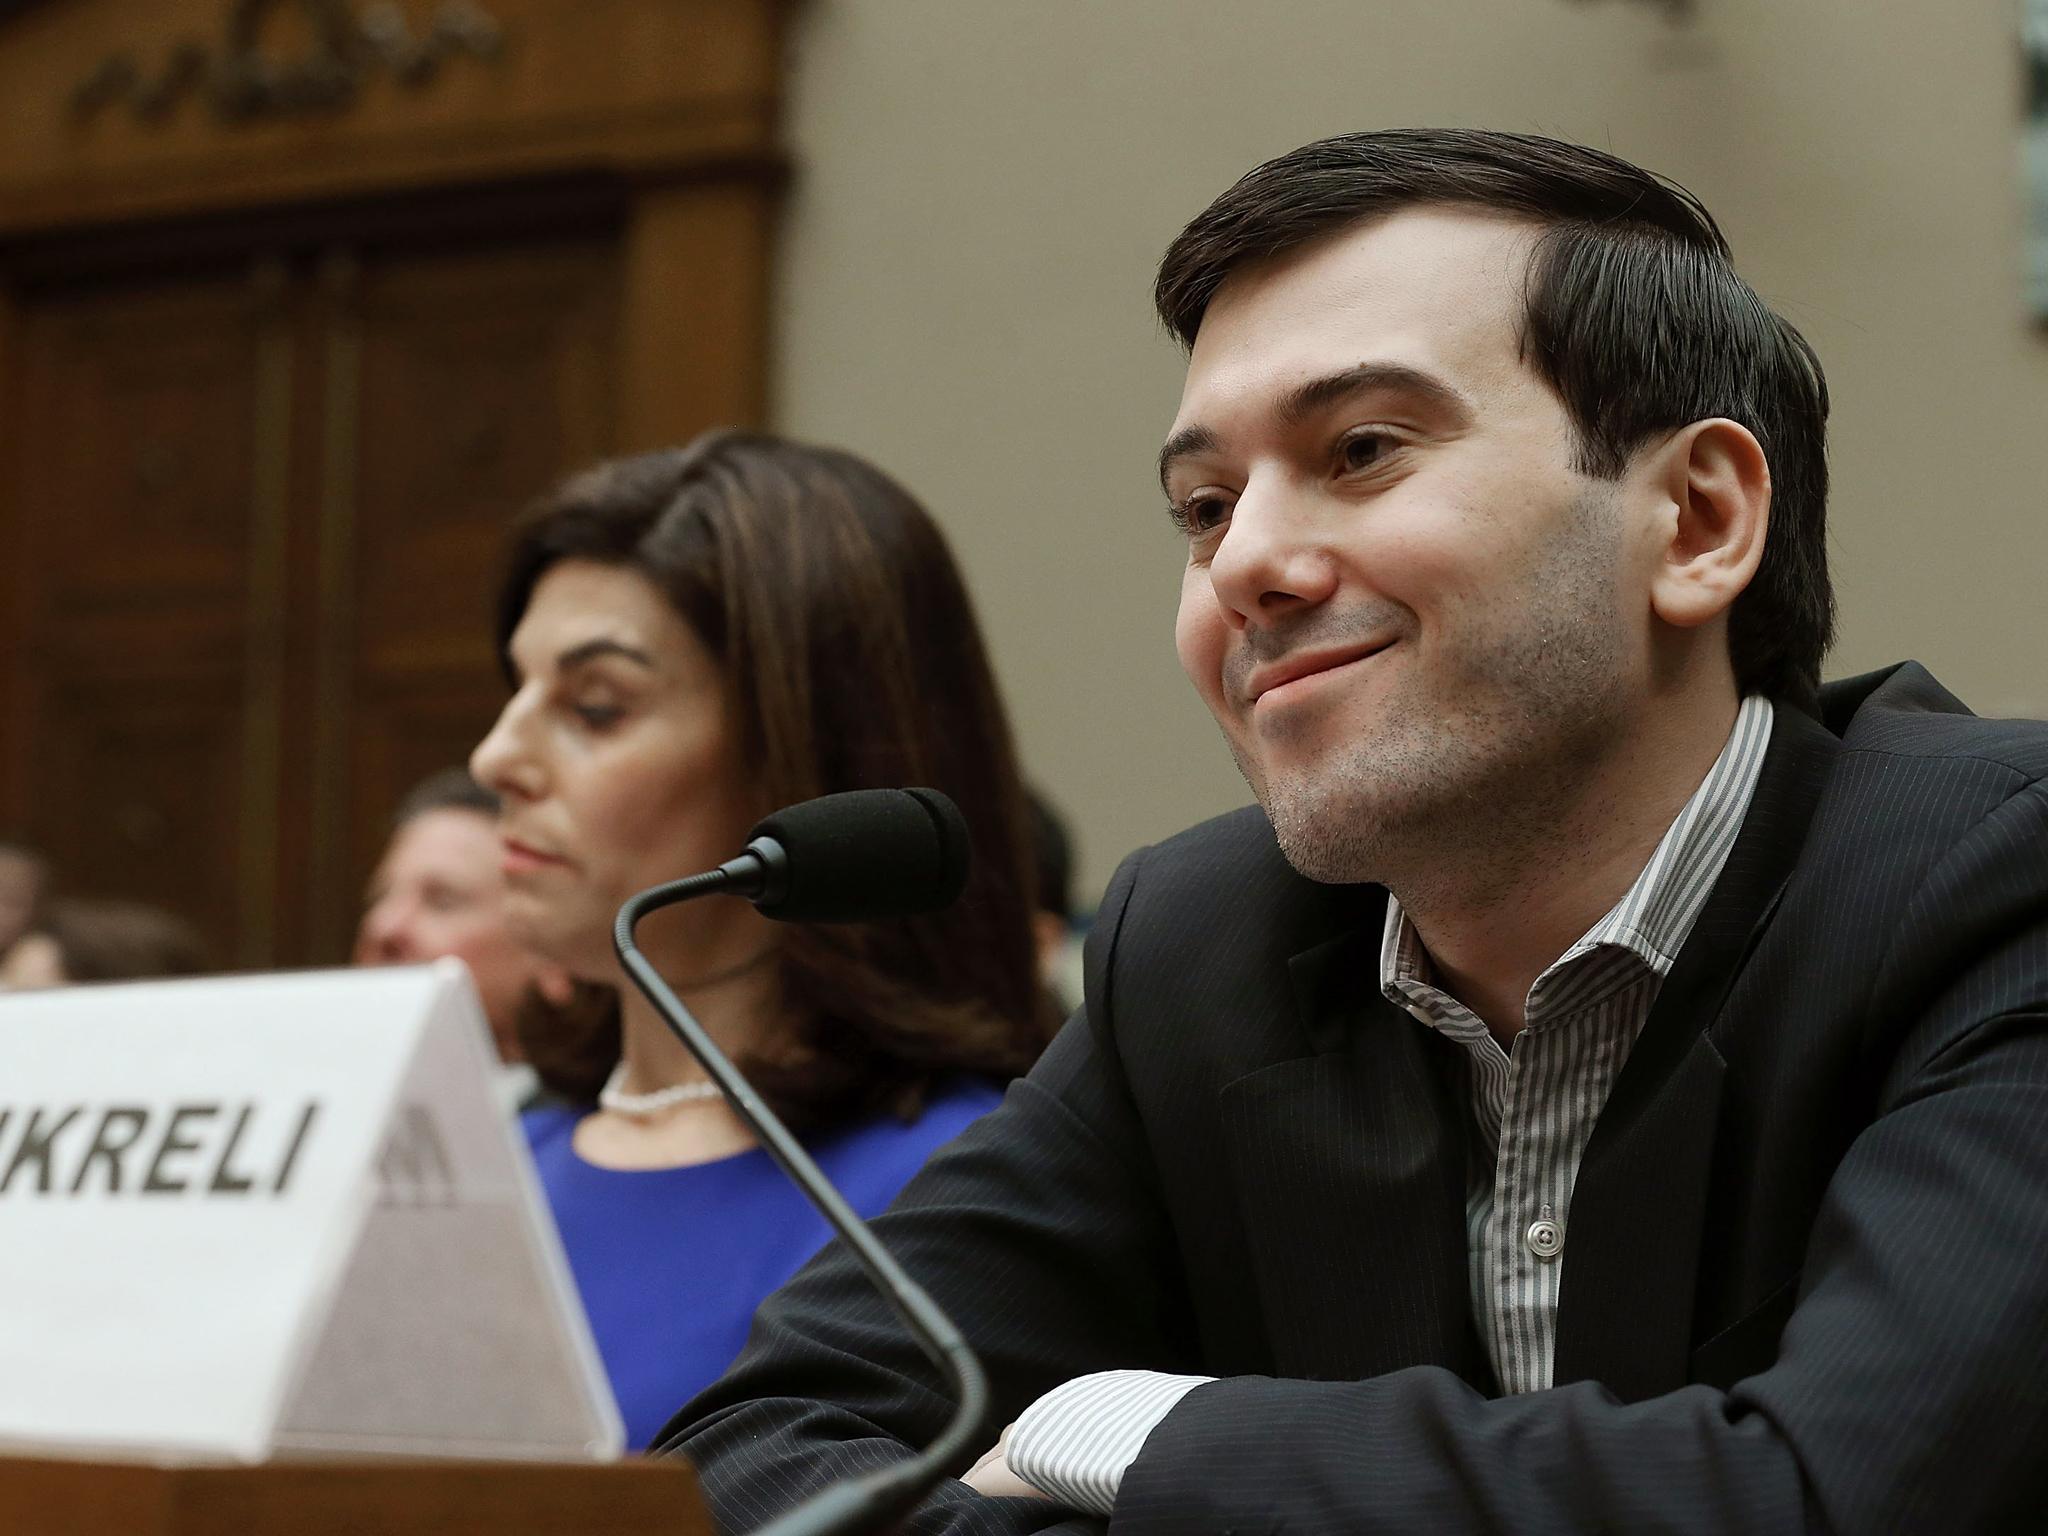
1244 641 1394 708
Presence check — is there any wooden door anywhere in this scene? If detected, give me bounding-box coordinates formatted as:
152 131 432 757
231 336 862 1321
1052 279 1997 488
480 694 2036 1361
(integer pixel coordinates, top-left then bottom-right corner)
3 257 300 967
0 0 782 974
316 233 621 960
0 214 623 968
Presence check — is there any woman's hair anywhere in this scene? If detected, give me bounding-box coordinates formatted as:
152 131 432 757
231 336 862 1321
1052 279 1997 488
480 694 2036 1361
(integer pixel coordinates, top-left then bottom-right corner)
0 838 50 950
494 430 1054 1131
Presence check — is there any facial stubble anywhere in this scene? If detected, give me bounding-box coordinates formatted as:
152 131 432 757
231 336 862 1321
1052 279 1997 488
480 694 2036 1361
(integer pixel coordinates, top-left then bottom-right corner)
1237 488 1633 906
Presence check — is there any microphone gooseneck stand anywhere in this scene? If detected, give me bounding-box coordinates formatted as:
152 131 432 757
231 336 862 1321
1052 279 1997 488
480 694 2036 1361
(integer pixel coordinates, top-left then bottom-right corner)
614 867 992 1536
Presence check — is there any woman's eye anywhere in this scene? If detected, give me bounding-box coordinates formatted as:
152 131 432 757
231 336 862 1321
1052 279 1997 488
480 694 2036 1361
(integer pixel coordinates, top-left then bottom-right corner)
572 702 624 730
1340 432 1394 473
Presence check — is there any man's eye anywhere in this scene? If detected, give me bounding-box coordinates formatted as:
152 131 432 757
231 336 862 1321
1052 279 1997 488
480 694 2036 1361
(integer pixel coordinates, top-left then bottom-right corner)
1169 492 1233 536
1339 431 1394 473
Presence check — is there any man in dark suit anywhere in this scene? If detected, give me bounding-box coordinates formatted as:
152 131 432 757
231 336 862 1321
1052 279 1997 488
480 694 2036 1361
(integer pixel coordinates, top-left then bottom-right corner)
661 130 2048 1534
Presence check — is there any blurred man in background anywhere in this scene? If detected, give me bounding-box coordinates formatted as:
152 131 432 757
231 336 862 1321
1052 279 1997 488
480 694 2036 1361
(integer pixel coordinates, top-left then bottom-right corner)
354 768 569 1079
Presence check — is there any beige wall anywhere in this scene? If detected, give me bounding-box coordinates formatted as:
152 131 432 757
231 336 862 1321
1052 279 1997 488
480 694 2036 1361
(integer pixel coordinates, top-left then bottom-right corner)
770 0 2048 904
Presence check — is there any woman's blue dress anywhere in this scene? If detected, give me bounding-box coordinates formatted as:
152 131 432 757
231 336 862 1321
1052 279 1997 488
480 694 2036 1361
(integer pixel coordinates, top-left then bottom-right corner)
523 1078 1003 1448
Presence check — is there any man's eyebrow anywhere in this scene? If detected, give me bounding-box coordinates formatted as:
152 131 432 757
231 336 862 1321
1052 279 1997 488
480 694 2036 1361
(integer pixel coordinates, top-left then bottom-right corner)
556 638 657 671
1277 361 1472 428
1157 424 1221 495
1157 363 1473 495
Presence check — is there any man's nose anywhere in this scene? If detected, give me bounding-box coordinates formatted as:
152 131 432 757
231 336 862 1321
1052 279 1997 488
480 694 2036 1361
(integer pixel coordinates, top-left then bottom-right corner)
1204 475 1338 627
354 899 417 964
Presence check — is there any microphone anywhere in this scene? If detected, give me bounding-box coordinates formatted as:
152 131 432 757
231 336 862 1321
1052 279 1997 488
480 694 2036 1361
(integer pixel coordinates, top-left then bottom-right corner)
612 788 990 1536
717 786 972 923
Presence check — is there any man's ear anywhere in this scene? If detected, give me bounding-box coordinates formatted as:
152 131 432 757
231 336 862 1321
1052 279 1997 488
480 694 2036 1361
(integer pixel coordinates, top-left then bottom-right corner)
1644 418 1770 631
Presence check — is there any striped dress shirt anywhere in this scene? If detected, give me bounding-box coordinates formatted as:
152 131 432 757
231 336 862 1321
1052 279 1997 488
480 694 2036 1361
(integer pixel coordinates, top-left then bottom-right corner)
1006 695 1775 1513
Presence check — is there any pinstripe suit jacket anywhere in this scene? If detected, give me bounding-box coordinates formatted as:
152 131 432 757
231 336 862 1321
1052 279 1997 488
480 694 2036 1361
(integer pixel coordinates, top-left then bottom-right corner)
660 663 2048 1536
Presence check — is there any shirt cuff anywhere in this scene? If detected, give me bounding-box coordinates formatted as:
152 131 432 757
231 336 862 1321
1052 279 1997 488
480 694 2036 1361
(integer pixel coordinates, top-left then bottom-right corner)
1005 1370 1215 1515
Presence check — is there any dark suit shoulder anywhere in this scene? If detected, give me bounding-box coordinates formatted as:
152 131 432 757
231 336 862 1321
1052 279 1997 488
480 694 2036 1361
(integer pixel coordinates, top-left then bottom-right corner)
1788 666 2048 905
1760 669 2048 1070
1824 660 2048 783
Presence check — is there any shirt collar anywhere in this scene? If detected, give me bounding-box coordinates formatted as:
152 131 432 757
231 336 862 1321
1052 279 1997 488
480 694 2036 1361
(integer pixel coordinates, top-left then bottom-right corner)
1378 694 1775 1016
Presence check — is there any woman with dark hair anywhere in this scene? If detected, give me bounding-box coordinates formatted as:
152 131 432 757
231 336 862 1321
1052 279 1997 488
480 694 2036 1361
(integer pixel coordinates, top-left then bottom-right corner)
0 896 209 988
469 430 1052 1445
0 839 48 958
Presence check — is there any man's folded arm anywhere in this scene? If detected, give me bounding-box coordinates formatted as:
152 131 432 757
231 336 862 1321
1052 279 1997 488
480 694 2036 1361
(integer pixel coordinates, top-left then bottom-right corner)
1004 1370 1213 1515
656 855 1192 1536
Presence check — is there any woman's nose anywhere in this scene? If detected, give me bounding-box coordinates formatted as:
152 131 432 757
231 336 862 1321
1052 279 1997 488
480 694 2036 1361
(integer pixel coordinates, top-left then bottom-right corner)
470 697 539 802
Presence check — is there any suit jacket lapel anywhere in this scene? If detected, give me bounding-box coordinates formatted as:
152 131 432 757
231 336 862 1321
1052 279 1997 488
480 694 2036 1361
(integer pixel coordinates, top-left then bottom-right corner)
1554 701 1839 1398
1221 912 1492 1391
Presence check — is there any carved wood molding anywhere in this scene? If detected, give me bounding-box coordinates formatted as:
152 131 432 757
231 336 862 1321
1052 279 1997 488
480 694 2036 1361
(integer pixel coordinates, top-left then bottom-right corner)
70 0 506 125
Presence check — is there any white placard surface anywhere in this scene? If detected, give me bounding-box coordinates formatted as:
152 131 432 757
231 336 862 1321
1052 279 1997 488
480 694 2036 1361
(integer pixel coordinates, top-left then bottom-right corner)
0 962 621 1463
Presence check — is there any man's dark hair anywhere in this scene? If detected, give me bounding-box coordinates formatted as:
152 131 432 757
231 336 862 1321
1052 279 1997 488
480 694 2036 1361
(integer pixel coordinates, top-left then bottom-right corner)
391 767 498 831
1155 128 1835 703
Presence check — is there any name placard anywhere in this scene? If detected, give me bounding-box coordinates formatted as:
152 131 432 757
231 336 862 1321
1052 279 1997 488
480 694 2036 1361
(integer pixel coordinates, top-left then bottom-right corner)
0 962 622 1463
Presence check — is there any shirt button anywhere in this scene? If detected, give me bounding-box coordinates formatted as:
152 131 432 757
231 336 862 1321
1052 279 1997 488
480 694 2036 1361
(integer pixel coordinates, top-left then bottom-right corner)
1526 1209 1564 1261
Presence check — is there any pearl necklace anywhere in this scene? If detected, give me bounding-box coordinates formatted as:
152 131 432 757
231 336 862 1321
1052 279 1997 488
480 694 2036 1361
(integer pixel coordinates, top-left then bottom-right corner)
599 1063 723 1117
